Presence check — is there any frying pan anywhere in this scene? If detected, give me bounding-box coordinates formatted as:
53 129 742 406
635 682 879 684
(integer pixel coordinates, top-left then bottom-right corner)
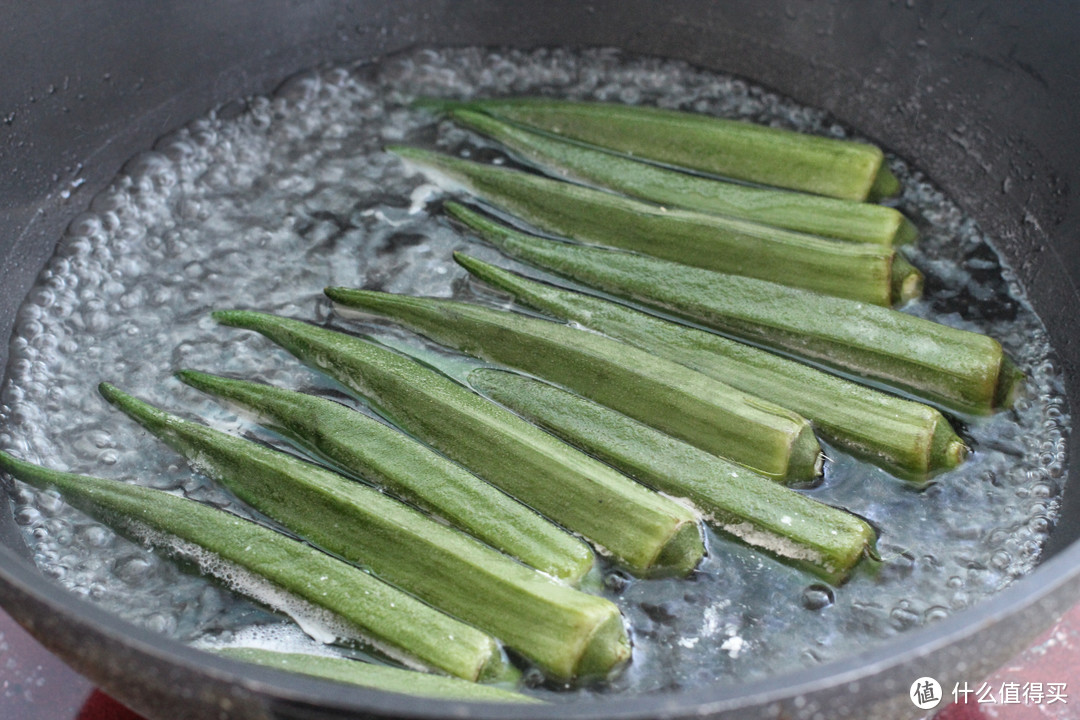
2 1 1079 718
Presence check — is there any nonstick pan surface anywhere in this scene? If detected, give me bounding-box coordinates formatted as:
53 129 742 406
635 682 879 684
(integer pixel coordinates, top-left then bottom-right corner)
2 2 1079 718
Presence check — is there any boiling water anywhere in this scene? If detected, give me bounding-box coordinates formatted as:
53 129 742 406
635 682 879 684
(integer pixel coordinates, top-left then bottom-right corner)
0 47 1068 698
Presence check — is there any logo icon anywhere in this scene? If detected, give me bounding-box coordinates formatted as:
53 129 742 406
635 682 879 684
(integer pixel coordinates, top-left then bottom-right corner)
910 677 943 710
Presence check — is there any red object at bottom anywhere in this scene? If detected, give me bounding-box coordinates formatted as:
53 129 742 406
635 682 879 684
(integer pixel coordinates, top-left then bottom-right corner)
75 693 144 720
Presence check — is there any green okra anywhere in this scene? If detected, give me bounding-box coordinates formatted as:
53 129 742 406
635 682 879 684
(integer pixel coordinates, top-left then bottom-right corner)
0 451 505 682
213 648 540 703
98 384 630 682
453 214 1023 415
452 245 968 480
211 310 704 580
449 108 917 246
468 369 875 583
176 370 594 583
325 287 822 484
390 146 921 306
417 97 900 202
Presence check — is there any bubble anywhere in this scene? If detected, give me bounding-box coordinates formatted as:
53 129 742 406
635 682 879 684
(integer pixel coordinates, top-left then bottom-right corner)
15 507 42 527
145 612 178 635
802 585 835 611
603 571 630 593
114 555 155 585
77 525 114 548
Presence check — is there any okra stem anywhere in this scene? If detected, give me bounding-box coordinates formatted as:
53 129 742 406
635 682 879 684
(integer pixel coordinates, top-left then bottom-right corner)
449 108 917 245
175 370 594 582
390 146 920 306
0 451 505 682
212 648 540 703
468 369 875 583
452 213 1020 415
98 384 631 681
325 287 822 484
451 244 968 480
417 97 899 201
210 310 704 580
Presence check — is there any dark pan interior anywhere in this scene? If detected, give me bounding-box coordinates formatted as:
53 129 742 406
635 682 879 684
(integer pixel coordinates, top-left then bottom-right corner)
2 2 1079 718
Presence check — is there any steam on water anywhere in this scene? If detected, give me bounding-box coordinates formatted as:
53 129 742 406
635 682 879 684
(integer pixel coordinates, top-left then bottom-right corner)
0 48 1068 698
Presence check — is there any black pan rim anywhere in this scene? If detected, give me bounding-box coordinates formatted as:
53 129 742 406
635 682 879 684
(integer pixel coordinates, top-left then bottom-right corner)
0 519 1077 718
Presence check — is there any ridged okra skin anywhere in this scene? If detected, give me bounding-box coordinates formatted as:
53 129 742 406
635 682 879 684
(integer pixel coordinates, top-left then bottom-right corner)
456 215 1022 416
468 369 876 583
419 98 899 201
97 384 631 681
0 451 505 682
212 648 540 703
175 370 594 582
449 109 917 246
325 288 821 484
390 146 920 306
210 310 705 580
451 242 968 481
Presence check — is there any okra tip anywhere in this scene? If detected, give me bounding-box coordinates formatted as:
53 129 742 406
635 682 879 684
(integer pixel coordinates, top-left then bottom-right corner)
995 356 1026 410
97 381 123 403
452 251 511 288
445 201 503 237
211 309 271 330
175 369 239 401
895 216 920 246
323 285 377 307
574 610 632 681
385 144 431 164
0 450 37 483
891 254 924 305
448 108 504 135
650 520 706 578
409 97 471 114
174 368 210 387
945 439 970 469
869 164 903 202
98 382 178 436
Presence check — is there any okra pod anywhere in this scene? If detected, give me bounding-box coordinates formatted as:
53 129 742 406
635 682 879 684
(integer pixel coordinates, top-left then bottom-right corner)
449 108 917 245
176 370 594 582
453 245 968 480
211 310 704 579
98 384 631 681
418 97 900 201
391 146 921 306
469 369 875 582
0 451 505 682
453 213 1022 414
213 648 539 703
325 287 822 483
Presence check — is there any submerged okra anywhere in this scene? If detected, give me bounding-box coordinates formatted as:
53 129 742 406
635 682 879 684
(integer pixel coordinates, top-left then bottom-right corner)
451 237 967 479
449 108 917 246
98 384 631 681
211 310 705 579
325 287 822 483
212 648 540 703
458 215 1022 415
391 146 921 306
469 369 875 582
0 451 505 682
176 370 594 582
417 97 901 201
